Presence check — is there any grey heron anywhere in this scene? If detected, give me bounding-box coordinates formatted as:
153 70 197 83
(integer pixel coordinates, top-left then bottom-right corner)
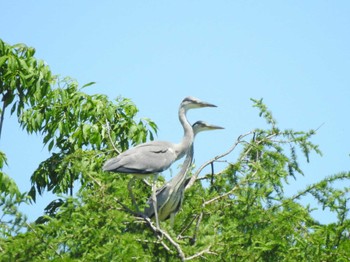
103 97 217 228
144 121 224 223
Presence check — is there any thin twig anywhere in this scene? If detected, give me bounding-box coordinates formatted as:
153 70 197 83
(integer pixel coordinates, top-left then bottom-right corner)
184 246 216 261
105 119 120 154
189 187 238 245
135 238 172 252
186 131 254 190
177 215 198 240
114 197 140 216
139 215 207 262
139 218 173 253
209 162 214 191
114 198 176 254
86 173 103 188
204 171 258 208
161 230 186 261
191 212 203 245
193 131 278 187
140 215 186 261
189 171 258 244
315 122 325 132
203 186 238 206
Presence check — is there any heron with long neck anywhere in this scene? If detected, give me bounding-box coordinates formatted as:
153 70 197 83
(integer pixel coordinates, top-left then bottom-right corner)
144 121 224 224
103 97 217 228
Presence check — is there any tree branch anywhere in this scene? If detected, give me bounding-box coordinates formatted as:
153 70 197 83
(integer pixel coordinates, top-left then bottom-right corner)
203 186 238 206
190 211 203 245
184 246 216 260
105 119 120 154
185 131 254 190
177 215 198 240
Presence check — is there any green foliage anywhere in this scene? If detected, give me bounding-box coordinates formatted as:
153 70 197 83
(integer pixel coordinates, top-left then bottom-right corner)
171 99 349 261
0 151 21 199
0 39 53 135
20 77 157 201
1 150 28 238
1 39 350 261
0 39 54 240
20 78 153 152
0 38 156 247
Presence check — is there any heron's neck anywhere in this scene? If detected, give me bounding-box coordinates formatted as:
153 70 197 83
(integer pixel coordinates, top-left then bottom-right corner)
170 145 194 189
175 107 194 160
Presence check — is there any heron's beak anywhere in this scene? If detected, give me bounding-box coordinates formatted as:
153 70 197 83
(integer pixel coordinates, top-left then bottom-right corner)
206 124 224 130
197 101 217 108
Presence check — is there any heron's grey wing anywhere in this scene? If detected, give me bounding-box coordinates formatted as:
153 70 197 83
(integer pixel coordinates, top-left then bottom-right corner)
103 141 177 174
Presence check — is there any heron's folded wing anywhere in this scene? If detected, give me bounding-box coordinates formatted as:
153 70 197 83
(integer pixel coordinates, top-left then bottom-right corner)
103 141 177 174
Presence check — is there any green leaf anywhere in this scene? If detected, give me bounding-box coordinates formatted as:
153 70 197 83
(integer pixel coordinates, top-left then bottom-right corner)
48 139 55 152
82 124 90 140
81 82 96 89
10 102 17 115
0 55 7 67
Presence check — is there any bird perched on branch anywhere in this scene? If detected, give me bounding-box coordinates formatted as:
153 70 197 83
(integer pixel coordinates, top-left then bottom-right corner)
144 121 224 224
103 97 218 228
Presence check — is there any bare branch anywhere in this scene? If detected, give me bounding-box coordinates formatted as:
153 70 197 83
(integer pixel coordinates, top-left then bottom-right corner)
135 238 172 253
105 119 120 154
203 186 238 206
186 131 254 190
139 215 186 260
86 173 105 189
315 122 325 132
161 229 186 260
188 186 239 246
191 211 203 245
184 246 216 261
203 171 257 207
114 198 180 256
177 215 198 240
210 162 215 190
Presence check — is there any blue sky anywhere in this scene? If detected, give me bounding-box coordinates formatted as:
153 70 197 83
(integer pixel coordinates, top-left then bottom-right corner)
1 1 349 224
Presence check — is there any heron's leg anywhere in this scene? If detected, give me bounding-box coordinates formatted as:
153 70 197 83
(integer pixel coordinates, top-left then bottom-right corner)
128 177 139 212
169 213 175 228
152 174 160 230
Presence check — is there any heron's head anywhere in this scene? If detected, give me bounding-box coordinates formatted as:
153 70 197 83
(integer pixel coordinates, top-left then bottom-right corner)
192 121 224 136
181 96 217 110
